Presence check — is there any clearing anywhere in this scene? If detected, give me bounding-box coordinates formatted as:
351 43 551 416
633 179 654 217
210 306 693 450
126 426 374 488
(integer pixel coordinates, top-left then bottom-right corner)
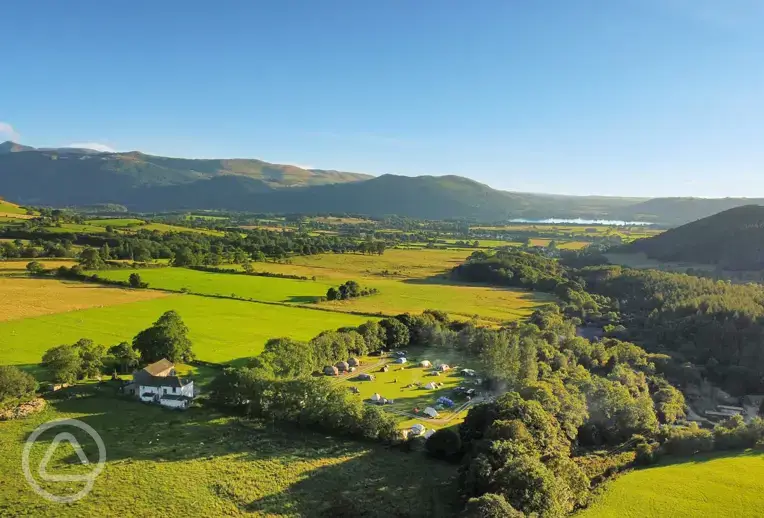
0 395 458 517
0 277 169 322
578 450 764 518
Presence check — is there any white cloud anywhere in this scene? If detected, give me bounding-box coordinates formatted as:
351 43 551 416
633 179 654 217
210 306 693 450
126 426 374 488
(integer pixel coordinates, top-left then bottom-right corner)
68 142 116 153
0 122 19 141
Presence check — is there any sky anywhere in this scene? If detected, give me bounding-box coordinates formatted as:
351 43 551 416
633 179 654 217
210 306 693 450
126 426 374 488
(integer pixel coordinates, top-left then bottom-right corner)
1 0 763 197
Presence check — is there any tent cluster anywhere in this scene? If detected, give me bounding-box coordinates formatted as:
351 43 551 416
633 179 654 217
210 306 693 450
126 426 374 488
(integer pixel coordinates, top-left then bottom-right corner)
323 357 362 376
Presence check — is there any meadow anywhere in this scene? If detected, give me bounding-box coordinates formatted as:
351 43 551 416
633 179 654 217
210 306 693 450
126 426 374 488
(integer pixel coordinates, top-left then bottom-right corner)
0 394 458 517
0 277 168 322
0 285 372 368
577 451 764 518
87 218 146 227
0 198 31 215
95 249 552 323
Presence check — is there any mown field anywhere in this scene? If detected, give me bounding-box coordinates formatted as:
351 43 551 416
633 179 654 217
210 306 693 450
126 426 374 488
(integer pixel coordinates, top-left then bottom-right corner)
0 278 169 322
0 282 372 368
0 395 458 517
578 451 764 518
94 249 551 323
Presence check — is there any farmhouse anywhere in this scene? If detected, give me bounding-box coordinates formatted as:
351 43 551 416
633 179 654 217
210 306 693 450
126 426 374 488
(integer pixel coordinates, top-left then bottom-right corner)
125 359 194 410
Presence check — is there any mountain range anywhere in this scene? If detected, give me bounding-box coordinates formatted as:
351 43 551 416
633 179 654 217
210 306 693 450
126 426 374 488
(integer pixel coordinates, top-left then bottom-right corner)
1 141 761 225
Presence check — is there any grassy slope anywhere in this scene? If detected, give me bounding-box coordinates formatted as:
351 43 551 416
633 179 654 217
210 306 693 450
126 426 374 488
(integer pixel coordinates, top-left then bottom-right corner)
0 293 373 367
0 198 28 214
0 395 458 517
578 451 764 518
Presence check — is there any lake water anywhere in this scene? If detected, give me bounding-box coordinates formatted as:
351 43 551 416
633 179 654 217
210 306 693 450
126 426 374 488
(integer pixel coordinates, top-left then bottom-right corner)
509 218 652 226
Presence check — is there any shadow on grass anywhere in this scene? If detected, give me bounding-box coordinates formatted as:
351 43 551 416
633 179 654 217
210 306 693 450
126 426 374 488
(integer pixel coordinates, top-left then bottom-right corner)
284 295 323 304
22 394 460 517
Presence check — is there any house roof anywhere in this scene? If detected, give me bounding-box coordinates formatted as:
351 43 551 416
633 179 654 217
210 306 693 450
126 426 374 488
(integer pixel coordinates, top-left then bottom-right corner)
143 358 175 376
134 369 190 388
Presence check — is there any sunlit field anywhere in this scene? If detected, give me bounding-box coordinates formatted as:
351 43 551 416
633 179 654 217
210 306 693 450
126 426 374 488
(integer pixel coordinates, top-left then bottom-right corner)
577 451 764 518
0 395 458 517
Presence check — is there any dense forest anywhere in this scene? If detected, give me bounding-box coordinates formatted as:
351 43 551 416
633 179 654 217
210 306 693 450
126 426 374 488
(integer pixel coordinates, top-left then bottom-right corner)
628 205 764 270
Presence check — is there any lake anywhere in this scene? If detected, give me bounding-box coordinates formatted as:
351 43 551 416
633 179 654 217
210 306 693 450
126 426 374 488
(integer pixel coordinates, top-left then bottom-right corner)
509 218 652 226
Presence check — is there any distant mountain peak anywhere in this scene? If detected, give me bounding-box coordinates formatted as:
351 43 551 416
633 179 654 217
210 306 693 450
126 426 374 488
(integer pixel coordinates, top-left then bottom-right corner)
0 141 35 153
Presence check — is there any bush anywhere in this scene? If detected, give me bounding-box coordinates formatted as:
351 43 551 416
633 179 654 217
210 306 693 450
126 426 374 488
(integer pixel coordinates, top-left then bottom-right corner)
0 366 37 402
461 493 523 517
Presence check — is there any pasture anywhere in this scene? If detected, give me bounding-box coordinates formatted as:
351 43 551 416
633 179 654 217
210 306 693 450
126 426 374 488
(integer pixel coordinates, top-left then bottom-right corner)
0 288 373 368
0 198 31 215
0 260 78 272
87 218 146 227
577 450 764 518
0 395 458 517
0 277 168 322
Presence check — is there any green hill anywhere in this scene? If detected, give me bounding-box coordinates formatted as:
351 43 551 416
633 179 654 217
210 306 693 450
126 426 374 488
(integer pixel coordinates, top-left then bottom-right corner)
628 205 764 270
610 197 764 226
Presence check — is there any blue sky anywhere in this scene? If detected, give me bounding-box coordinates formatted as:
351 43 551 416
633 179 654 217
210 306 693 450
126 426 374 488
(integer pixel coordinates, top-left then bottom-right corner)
1 0 763 197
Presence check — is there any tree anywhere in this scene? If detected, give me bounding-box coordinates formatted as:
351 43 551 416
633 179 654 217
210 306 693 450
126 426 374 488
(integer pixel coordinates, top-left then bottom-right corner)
132 310 195 363
0 365 37 401
326 287 339 301
42 345 83 384
79 247 105 269
379 318 410 349
250 337 315 378
425 428 462 459
128 272 144 288
108 342 140 373
461 494 523 518
492 454 568 517
357 320 387 353
73 338 107 378
26 261 46 275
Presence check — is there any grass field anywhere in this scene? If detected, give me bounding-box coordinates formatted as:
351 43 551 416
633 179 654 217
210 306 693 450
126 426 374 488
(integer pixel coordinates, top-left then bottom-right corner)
577 451 764 518
0 278 169 322
94 267 335 304
136 222 224 236
336 347 480 427
0 395 458 517
0 199 30 215
0 260 78 272
0 288 373 368
87 218 146 227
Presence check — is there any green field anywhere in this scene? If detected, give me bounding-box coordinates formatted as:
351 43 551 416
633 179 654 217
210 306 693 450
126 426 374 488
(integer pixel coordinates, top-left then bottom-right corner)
0 293 373 367
0 199 29 215
578 451 764 518
0 395 458 517
336 347 480 428
88 218 146 227
95 267 335 304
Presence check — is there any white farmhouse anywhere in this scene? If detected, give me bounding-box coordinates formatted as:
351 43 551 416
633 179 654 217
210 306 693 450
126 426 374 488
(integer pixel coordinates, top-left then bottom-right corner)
125 359 194 409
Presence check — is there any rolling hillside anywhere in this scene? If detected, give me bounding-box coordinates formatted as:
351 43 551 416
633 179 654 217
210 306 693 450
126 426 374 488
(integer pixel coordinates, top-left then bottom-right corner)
628 205 764 270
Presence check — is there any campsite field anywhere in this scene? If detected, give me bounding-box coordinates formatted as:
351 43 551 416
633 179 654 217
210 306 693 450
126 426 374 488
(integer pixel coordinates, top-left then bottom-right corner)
0 277 169 322
335 347 481 428
0 288 373 368
577 450 764 518
0 395 459 517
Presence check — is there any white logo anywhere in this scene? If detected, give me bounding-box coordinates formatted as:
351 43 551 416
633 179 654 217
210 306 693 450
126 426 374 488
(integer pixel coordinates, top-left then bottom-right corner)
22 418 106 503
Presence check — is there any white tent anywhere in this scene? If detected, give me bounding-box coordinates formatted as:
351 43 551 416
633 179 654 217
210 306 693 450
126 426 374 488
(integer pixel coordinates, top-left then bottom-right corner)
424 429 435 439
410 423 426 436
423 407 439 418
370 393 382 402
437 364 451 372
396 357 407 364
420 360 432 368
425 382 437 390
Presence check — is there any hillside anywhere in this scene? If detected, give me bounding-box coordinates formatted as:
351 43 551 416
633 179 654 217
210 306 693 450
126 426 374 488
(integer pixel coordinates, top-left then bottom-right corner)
628 205 764 270
609 197 764 226
0 142 371 206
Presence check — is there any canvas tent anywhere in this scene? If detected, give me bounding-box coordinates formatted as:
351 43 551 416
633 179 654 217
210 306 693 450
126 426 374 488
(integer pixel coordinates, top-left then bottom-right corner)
336 361 350 372
323 365 339 376
396 357 407 364
348 357 361 367
358 373 374 381
424 429 435 439
425 382 437 390
410 424 426 436
370 393 382 402
423 407 439 418
420 360 432 368
437 364 450 372
437 397 455 408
